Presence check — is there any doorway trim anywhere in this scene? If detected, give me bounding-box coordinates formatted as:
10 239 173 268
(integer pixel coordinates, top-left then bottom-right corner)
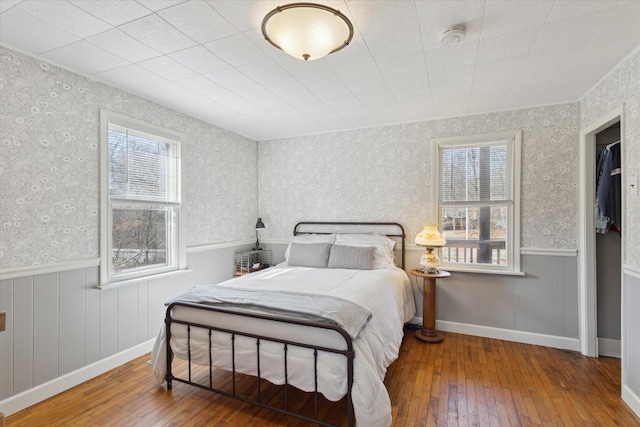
578 106 623 357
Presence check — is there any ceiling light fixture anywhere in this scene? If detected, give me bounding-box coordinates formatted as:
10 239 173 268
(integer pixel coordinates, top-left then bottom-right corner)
439 25 466 46
262 3 354 61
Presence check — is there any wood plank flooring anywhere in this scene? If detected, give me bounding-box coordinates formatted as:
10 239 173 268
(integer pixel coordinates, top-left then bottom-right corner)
7 330 640 426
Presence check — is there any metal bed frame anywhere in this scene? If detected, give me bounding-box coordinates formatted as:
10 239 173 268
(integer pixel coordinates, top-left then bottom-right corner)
163 221 406 427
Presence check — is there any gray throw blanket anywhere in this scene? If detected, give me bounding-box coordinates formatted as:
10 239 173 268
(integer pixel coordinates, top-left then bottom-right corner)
167 284 372 339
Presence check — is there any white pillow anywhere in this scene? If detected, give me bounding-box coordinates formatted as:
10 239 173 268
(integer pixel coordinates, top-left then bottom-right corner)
284 233 336 261
334 233 396 269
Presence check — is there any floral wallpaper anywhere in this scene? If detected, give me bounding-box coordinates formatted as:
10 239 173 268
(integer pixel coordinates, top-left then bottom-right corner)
258 103 579 250
581 49 640 268
0 46 257 270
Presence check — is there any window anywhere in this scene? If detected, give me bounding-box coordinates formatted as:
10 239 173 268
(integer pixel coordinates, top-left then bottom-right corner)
432 131 521 274
100 110 185 285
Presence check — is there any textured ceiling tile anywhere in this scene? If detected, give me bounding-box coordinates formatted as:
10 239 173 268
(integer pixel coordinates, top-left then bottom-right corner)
346 0 419 34
69 0 152 26
468 90 509 115
482 0 555 38
169 46 230 74
206 68 257 89
120 14 198 54
376 54 427 80
158 1 236 44
239 60 296 89
599 2 640 38
428 63 475 88
225 100 268 117
297 72 354 103
336 64 386 96
535 9 616 51
88 29 161 63
138 55 198 80
431 82 472 101
0 1 21 13
93 64 167 90
252 96 295 113
578 31 640 70
0 8 78 54
365 24 424 60
527 40 590 64
547 0 623 23
135 81 197 105
204 33 269 67
473 55 526 84
16 0 112 38
207 0 280 32
505 82 569 108
476 27 541 63
206 69 276 101
323 39 377 72
2 0 639 140
41 41 129 75
425 41 479 70
136 0 187 12
178 76 251 107
386 75 431 96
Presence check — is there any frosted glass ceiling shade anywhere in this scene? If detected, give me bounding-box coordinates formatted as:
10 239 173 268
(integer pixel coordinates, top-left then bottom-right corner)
262 3 353 61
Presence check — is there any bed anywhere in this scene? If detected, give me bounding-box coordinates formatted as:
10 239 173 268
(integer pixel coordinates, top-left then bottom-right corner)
151 222 416 426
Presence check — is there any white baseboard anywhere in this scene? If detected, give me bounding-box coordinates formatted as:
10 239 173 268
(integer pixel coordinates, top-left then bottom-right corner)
622 384 640 420
598 337 621 358
408 317 581 352
0 339 154 417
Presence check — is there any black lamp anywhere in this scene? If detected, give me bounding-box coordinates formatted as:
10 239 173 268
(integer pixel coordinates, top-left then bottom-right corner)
253 218 266 250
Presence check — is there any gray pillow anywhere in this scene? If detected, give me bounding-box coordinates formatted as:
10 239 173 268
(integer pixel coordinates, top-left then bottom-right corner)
287 242 332 268
327 245 375 270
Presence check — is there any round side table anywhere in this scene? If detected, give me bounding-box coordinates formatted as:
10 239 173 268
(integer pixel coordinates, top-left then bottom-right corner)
410 269 450 343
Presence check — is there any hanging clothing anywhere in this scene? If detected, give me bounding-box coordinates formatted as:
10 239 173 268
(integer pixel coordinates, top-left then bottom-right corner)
607 143 622 229
595 141 621 234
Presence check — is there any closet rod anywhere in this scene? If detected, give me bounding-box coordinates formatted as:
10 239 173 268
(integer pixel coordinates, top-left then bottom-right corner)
606 140 620 149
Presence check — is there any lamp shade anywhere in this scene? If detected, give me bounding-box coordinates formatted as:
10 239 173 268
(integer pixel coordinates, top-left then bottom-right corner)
415 225 446 248
255 218 266 229
262 3 353 61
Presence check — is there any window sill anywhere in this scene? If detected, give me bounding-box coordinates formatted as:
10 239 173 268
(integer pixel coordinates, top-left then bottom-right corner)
97 268 192 290
442 266 525 276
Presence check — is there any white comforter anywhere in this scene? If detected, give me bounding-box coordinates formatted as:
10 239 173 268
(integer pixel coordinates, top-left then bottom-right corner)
151 265 415 426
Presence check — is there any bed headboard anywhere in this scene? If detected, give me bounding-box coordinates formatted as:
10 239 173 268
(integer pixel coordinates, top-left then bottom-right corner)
293 221 406 269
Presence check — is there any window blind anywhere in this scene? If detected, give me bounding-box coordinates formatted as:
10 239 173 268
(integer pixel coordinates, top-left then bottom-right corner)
108 122 181 204
440 141 510 203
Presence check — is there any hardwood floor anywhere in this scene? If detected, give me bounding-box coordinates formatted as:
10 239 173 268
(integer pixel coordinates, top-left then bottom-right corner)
7 329 640 426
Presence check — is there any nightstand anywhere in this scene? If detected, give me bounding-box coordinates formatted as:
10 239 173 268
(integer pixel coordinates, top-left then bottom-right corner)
410 269 450 343
234 249 272 277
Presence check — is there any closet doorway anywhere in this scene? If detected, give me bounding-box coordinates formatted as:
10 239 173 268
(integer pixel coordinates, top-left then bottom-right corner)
595 122 621 357
578 108 624 358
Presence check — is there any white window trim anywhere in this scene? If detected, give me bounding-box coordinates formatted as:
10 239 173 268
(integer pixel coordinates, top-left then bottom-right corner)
99 110 187 287
431 130 522 275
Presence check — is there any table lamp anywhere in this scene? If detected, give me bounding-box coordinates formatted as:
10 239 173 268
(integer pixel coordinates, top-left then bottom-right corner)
415 225 446 273
253 217 266 250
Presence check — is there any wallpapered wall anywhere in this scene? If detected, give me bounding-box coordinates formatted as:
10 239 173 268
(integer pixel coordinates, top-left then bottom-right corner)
258 103 579 249
581 49 640 268
0 47 257 270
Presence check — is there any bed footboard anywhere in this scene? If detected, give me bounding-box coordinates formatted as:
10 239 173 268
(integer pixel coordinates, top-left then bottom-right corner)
164 301 355 427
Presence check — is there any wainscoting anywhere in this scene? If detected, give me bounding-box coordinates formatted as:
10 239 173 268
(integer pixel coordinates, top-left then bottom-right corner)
0 243 247 414
0 244 593 416
265 243 581 351
623 268 640 415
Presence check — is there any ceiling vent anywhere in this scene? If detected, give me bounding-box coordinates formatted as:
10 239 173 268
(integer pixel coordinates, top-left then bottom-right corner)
439 25 466 46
